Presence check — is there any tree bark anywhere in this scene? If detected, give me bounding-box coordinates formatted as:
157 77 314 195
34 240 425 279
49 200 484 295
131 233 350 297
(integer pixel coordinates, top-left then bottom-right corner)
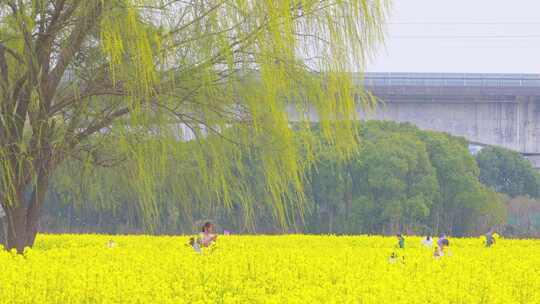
2 173 49 253
26 170 50 246
0 214 6 246
4 205 44 253
5 205 28 253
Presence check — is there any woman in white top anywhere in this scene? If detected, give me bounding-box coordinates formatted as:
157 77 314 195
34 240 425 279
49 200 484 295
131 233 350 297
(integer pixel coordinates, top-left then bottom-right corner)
421 235 433 247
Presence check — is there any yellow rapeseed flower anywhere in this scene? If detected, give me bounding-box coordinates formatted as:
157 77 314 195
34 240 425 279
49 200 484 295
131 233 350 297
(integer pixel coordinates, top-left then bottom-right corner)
0 234 537 303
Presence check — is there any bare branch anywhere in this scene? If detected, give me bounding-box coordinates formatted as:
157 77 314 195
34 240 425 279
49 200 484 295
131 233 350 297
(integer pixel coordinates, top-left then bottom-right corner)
50 85 128 115
74 107 130 143
0 43 9 89
0 44 23 64
164 0 227 37
152 100 244 146
46 1 103 105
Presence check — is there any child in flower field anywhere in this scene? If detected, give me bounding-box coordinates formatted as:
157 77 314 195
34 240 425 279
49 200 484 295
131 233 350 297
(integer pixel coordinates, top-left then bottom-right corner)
437 233 448 248
188 237 201 253
485 230 500 247
106 239 117 248
397 234 405 249
433 245 441 258
485 233 494 247
434 238 450 258
389 251 405 264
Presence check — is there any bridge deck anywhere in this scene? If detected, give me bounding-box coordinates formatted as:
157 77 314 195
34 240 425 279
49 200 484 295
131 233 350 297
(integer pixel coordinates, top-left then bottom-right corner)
350 73 540 159
362 72 540 87
360 73 540 100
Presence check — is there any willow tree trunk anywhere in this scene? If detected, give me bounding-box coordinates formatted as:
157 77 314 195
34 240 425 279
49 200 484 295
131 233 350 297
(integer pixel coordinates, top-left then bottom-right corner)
4 202 44 253
5 207 35 253
2 173 49 253
5 205 28 253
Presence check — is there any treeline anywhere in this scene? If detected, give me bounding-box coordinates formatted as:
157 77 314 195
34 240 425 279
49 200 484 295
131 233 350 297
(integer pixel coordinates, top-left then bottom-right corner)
36 121 540 236
305 121 505 236
476 147 540 236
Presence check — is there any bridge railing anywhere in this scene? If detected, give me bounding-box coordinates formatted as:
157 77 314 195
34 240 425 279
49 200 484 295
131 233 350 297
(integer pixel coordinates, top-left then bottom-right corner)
362 73 540 87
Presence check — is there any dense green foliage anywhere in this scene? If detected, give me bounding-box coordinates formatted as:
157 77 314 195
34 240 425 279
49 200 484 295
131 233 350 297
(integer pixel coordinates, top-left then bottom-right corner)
306 122 505 236
39 121 506 236
475 147 540 237
476 147 540 198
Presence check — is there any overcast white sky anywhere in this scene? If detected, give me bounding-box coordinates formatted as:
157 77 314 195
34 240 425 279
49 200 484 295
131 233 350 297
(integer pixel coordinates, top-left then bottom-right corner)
366 0 540 73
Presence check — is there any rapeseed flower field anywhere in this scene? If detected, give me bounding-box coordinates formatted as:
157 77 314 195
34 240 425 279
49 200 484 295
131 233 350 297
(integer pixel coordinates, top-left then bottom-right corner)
0 234 538 303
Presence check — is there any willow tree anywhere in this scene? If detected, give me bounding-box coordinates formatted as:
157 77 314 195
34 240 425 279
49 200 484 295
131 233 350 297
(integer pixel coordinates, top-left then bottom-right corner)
0 0 386 252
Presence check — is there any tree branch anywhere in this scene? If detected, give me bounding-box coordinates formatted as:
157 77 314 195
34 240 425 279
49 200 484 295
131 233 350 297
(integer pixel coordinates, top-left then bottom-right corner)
152 100 244 146
0 42 8 90
74 107 130 143
0 44 24 64
50 84 128 115
46 1 103 105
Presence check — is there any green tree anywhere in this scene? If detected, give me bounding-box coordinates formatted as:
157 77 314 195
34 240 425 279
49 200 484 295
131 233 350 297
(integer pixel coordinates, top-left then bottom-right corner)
306 121 440 234
476 147 540 198
352 122 439 234
419 132 504 235
306 154 352 233
0 0 387 252
39 121 509 236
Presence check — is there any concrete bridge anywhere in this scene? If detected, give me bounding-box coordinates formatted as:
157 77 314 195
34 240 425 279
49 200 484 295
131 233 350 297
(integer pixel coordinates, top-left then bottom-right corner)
357 73 540 168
